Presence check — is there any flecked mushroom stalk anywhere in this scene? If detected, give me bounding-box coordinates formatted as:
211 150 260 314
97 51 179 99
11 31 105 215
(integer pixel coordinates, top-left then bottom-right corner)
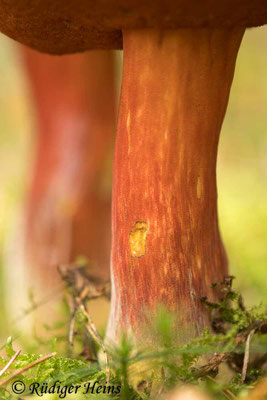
23 49 117 291
107 29 244 342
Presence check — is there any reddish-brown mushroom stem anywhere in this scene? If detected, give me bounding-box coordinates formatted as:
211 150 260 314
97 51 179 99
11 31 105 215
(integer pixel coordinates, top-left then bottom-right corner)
23 49 117 291
107 28 244 343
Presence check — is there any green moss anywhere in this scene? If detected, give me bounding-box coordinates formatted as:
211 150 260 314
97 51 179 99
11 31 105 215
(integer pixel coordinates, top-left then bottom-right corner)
0 278 266 399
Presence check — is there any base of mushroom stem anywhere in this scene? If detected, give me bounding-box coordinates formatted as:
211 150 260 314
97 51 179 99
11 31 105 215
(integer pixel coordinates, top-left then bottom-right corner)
106 304 210 348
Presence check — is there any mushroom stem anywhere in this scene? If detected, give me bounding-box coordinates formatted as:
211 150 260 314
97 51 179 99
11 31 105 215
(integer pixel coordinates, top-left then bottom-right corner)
107 28 244 343
23 50 117 289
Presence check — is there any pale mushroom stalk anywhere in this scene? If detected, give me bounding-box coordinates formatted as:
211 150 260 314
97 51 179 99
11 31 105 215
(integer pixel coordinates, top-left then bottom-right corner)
22 49 117 290
107 28 244 343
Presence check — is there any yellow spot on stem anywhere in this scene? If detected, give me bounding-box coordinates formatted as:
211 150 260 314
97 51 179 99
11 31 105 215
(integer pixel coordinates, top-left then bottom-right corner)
129 221 148 257
197 177 202 199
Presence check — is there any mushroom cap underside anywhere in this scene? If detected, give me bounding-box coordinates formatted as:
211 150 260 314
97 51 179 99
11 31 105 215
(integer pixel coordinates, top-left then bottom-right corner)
0 0 267 54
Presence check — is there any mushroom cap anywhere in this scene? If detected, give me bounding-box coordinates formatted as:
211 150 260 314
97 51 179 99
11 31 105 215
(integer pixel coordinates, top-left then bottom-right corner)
0 0 267 54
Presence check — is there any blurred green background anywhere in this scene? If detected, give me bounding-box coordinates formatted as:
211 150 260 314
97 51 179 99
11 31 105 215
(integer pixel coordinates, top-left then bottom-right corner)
218 27 267 305
0 27 266 339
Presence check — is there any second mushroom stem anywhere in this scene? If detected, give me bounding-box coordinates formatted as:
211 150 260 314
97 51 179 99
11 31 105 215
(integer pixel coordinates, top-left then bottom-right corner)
107 28 244 343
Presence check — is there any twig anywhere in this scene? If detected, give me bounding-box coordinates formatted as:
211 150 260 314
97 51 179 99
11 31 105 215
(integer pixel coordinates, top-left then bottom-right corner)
0 352 56 387
197 353 229 376
157 367 165 396
77 300 110 382
223 388 236 400
241 329 255 383
0 350 21 378
68 296 76 347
